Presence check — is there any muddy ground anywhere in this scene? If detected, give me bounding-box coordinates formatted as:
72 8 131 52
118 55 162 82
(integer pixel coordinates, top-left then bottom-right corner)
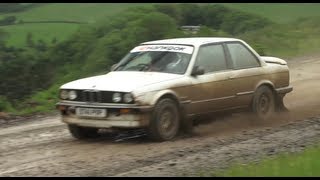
0 54 320 176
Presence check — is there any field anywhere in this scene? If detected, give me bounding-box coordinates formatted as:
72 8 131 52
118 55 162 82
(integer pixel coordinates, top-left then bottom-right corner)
0 3 152 22
223 3 320 24
0 3 153 46
2 3 320 46
2 23 80 46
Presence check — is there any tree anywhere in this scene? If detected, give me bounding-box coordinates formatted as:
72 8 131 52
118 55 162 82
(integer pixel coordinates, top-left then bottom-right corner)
178 4 203 26
35 39 47 51
201 4 231 30
154 4 182 24
136 12 179 40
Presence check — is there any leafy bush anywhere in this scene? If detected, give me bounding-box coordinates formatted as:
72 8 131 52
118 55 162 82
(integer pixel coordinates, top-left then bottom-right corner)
0 96 14 112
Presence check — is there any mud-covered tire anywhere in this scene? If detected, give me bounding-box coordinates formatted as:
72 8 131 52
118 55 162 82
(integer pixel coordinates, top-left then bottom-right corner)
68 125 100 139
147 98 180 141
252 85 276 120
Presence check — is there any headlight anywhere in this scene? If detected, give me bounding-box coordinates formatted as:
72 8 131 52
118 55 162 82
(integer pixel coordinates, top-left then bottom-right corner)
123 93 133 103
69 90 77 100
60 90 69 100
112 92 122 102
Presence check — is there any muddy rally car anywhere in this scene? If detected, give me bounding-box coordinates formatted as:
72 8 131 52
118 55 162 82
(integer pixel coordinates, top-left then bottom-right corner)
56 37 292 141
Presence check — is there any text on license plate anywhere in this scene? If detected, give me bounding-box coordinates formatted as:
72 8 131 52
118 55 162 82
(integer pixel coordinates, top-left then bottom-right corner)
76 108 107 118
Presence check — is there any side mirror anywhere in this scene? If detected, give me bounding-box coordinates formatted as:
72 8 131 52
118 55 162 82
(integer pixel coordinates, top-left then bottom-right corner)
110 63 118 71
191 66 205 76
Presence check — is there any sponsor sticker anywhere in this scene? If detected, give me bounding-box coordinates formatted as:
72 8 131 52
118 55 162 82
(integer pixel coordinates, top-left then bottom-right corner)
131 45 193 54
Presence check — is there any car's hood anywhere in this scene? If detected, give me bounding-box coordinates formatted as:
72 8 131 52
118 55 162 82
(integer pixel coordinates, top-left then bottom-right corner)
60 71 183 92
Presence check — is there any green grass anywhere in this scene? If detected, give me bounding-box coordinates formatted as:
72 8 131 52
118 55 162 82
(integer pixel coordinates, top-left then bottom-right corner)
239 17 320 59
16 84 61 115
223 3 320 24
0 3 153 47
1 23 81 47
212 144 320 177
0 3 152 23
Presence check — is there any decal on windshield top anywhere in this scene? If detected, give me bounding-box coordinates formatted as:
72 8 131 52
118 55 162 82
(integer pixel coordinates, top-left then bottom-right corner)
131 45 193 54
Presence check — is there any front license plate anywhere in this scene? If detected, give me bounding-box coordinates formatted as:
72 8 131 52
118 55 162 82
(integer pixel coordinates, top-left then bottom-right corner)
76 108 107 118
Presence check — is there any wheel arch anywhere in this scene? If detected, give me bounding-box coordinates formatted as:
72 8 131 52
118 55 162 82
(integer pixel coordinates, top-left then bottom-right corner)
150 90 187 122
151 90 181 108
254 80 276 94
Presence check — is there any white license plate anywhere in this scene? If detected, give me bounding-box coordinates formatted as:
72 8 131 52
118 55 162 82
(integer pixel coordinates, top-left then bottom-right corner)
76 108 107 118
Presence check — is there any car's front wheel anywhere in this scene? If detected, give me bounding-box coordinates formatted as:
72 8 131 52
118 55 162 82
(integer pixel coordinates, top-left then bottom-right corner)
147 98 180 141
68 124 100 139
252 85 276 120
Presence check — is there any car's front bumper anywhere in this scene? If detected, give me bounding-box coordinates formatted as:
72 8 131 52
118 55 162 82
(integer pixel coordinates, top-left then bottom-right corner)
61 114 150 129
56 101 153 112
56 101 153 129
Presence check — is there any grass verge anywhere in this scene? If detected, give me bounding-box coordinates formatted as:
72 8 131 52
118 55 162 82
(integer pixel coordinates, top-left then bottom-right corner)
212 144 320 177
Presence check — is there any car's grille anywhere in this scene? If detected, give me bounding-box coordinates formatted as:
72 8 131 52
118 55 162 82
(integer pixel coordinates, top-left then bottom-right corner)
67 90 133 104
81 90 102 102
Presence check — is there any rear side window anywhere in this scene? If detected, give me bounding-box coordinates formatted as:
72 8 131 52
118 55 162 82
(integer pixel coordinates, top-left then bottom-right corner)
195 44 228 74
226 43 260 69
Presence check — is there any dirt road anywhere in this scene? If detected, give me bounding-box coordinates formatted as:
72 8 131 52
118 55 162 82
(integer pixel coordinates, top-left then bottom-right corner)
0 55 320 176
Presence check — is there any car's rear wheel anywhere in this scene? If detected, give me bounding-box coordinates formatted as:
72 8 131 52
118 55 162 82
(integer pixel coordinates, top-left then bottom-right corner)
252 85 276 120
147 98 180 141
68 124 100 139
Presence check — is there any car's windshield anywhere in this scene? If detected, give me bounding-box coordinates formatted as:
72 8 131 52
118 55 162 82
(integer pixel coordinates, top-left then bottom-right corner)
114 45 194 75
